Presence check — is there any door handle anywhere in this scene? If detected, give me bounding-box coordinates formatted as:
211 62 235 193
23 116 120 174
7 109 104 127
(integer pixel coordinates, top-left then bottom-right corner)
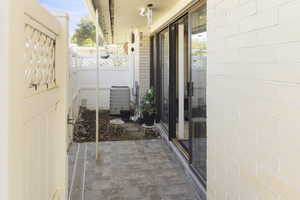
190 82 194 97
187 82 194 97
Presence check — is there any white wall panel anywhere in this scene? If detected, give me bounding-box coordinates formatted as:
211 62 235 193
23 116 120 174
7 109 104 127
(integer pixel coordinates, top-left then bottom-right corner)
208 0 300 199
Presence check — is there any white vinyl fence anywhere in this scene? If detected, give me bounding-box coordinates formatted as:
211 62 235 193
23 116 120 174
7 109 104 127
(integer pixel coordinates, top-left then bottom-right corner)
68 50 80 144
69 49 132 110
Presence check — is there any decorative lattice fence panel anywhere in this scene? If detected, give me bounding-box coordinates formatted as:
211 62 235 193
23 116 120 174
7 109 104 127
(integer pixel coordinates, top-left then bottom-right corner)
24 21 56 91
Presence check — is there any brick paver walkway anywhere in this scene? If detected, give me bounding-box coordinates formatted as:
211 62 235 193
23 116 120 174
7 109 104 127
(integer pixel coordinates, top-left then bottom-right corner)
68 140 199 200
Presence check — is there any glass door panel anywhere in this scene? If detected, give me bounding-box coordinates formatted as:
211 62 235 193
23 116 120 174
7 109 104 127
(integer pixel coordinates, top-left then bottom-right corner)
175 17 190 153
190 5 207 182
160 29 170 129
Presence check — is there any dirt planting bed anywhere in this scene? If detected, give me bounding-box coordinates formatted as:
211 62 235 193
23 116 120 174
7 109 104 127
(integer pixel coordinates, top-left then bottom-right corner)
73 107 159 143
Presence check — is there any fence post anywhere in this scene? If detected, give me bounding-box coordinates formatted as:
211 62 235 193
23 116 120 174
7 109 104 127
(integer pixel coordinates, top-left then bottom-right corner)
53 12 70 200
4 0 26 199
0 1 11 199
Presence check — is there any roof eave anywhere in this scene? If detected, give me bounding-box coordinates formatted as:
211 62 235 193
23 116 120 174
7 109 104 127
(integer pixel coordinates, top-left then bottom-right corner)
84 0 105 41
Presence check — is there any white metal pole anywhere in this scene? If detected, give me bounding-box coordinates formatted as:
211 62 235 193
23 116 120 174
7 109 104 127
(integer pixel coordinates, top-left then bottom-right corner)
95 9 100 160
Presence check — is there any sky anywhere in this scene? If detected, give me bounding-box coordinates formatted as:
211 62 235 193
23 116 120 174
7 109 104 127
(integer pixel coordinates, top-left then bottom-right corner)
39 0 89 35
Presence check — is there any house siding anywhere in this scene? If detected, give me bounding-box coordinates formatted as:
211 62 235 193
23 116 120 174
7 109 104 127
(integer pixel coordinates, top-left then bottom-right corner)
207 0 300 199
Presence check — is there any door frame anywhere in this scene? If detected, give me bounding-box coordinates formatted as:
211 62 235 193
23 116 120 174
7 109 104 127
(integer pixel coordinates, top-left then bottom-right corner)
158 27 170 133
151 0 207 187
169 15 192 156
188 4 208 187
169 22 177 141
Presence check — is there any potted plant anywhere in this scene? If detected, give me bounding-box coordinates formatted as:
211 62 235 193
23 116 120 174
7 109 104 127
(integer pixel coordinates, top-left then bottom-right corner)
141 88 157 126
120 110 131 122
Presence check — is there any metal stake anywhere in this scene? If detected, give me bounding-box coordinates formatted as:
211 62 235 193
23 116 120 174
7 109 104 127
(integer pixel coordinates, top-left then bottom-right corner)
95 9 100 160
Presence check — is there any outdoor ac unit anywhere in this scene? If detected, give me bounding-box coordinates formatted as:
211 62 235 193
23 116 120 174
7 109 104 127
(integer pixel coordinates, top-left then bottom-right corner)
110 86 130 115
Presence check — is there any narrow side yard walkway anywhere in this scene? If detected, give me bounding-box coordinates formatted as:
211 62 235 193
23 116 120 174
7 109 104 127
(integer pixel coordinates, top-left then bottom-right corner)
68 140 200 200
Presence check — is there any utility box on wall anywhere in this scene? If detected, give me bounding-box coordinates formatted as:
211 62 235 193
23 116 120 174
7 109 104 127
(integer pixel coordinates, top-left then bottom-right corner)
110 86 130 115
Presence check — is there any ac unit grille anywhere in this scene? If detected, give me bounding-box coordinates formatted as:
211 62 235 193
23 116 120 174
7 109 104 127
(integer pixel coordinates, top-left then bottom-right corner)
110 86 130 115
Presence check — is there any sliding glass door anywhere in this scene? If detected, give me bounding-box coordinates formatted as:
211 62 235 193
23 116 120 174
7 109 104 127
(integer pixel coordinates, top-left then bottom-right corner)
154 2 207 186
171 16 191 153
189 5 207 183
160 29 170 129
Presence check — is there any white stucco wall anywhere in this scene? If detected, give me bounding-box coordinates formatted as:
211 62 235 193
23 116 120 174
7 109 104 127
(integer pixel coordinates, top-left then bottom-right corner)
207 0 300 199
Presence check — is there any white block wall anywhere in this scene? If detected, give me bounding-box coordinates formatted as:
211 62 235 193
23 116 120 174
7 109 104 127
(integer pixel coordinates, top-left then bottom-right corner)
208 0 300 199
125 30 150 104
139 33 151 98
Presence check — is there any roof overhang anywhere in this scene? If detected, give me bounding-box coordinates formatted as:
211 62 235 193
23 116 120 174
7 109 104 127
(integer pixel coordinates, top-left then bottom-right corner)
84 0 105 42
88 0 199 44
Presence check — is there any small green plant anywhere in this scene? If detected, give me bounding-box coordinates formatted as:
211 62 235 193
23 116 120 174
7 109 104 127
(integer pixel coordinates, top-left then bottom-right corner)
141 88 157 115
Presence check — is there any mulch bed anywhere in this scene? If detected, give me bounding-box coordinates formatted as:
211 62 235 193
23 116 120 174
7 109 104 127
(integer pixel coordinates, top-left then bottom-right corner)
73 107 160 143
